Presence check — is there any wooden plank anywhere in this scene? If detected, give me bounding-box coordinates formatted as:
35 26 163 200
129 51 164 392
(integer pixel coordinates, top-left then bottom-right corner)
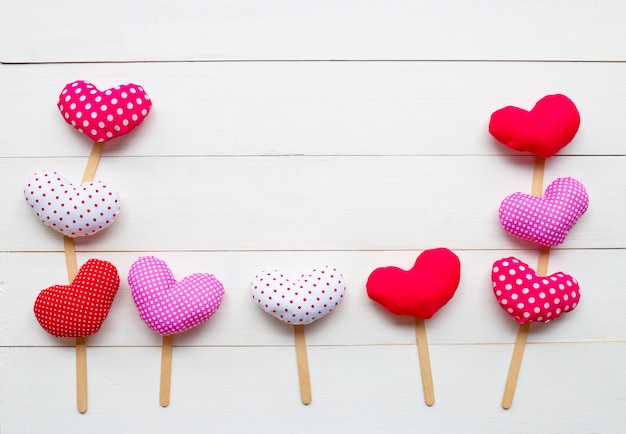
1 155 621 252
2 61 626 158
1 249 623 347
2 1 626 63
1 344 624 432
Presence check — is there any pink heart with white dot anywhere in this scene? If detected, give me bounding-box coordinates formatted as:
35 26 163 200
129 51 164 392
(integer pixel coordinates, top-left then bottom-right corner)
492 257 580 323
499 177 588 247
57 80 152 142
128 256 225 336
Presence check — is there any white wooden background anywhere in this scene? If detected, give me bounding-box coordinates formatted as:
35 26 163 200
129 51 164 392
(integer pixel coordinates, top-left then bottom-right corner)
1 1 625 433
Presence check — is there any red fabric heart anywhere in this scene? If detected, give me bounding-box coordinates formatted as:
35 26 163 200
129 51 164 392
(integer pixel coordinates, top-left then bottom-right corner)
34 259 120 337
492 257 580 323
489 94 580 157
366 248 461 319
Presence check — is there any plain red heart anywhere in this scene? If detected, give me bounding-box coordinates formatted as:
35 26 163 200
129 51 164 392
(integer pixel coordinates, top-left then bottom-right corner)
34 259 120 337
489 94 580 157
366 248 461 319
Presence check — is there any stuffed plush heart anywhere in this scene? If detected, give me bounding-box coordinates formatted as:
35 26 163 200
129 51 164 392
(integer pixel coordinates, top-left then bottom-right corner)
250 266 346 325
492 257 580 323
24 170 120 237
366 248 461 319
34 259 120 337
128 256 224 336
58 80 152 142
489 94 580 157
499 177 589 247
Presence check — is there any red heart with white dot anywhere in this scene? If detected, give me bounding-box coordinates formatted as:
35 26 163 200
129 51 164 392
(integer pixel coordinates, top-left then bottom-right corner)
492 257 580 323
34 259 120 337
57 80 151 142
251 266 346 325
24 170 120 237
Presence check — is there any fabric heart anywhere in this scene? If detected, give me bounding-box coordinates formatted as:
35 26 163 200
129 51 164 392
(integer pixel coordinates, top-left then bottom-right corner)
366 248 461 319
128 256 224 336
24 170 120 237
34 259 120 337
492 257 580 323
489 94 580 157
250 266 346 325
499 177 589 247
58 80 152 142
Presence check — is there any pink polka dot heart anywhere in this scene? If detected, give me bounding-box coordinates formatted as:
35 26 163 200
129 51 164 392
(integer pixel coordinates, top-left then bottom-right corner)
57 80 152 142
499 177 589 247
492 257 580 323
250 266 346 325
128 256 225 336
24 170 120 237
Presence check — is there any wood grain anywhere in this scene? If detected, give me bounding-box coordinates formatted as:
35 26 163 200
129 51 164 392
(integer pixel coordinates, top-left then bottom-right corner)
2 1 625 62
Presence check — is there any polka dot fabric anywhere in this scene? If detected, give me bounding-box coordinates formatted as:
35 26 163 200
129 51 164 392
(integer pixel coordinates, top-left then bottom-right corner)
499 177 589 247
24 170 120 237
492 257 580 323
57 80 151 142
33 259 120 337
250 266 346 325
128 256 225 336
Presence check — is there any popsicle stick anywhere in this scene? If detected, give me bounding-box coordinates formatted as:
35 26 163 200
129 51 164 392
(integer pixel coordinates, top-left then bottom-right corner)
502 156 549 409
293 325 312 405
61 141 106 413
160 335 174 407
81 141 105 184
414 318 435 406
75 337 88 413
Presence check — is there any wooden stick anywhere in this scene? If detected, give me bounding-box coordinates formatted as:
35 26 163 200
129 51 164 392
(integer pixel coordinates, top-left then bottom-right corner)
293 325 312 405
502 321 529 409
160 335 174 407
502 156 549 409
64 236 88 413
415 318 435 406
62 142 105 413
81 141 105 184
75 337 88 413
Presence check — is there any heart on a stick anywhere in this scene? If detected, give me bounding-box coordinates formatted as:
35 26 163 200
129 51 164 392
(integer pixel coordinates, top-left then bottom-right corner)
366 248 461 319
24 170 120 237
489 94 580 157
492 257 580 323
128 256 225 336
250 266 346 325
58 80 152 142
499 177 589 247
34 259 120 337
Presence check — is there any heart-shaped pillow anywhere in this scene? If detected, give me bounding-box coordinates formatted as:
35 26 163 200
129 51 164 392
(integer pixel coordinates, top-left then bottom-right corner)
492 257 580 323
366 248 461 319
24 170 120 237
34 259 120 337
489 94 580 157
250 266 346 325
499 177 589 247
128 256 225 336
58 80 152 142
